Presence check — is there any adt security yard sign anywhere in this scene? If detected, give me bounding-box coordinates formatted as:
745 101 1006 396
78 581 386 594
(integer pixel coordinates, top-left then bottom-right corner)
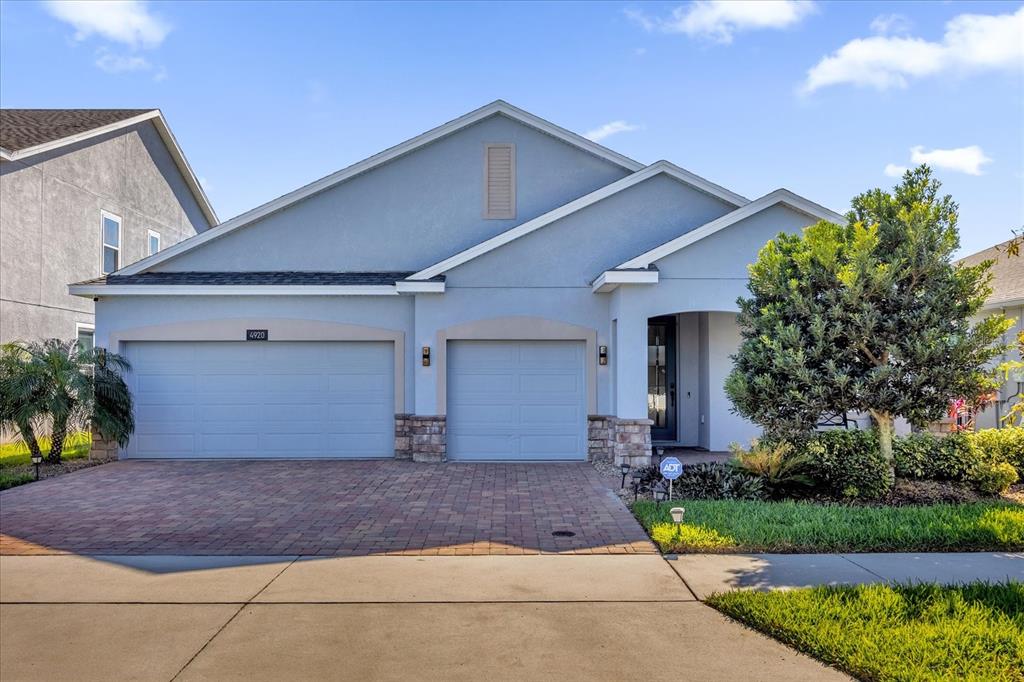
659 456 683 502
660 457 683 480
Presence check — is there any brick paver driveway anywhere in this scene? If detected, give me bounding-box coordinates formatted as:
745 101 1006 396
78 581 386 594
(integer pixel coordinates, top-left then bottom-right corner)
0 461 654 556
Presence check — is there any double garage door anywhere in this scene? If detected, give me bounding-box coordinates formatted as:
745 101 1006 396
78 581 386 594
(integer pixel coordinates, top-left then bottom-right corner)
122 339 586 461
123 341 394 459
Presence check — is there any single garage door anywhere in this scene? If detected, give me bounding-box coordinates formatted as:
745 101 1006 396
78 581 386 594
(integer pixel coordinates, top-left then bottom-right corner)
123 341 394 459
447 340 586 461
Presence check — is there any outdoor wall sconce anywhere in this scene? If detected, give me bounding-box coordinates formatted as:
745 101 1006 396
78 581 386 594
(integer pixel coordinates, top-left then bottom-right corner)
670 507 685 525
421 346 431 367
598 345 608 365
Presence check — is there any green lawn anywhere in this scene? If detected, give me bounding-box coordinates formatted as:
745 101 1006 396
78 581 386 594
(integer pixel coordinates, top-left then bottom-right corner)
632 499 1024 553
708 582 1024 682
0 431 91 468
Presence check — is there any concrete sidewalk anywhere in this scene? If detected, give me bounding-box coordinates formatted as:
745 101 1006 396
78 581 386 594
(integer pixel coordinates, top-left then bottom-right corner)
0 554 847 681
668 552 1024 599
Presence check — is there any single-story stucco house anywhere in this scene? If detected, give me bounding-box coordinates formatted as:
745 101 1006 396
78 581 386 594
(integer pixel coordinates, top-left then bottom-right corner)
72 101 844 464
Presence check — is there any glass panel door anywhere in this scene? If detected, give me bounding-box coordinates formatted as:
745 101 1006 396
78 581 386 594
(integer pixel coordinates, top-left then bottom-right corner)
647 316 677 441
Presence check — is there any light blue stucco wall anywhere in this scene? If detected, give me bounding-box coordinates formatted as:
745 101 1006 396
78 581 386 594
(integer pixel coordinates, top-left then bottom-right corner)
153 114 631 273
607 202 824 450
445 174 736 287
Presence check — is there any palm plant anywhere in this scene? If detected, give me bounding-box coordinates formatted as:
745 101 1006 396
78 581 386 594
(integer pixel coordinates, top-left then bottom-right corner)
730 440 814 499
0 339 134 463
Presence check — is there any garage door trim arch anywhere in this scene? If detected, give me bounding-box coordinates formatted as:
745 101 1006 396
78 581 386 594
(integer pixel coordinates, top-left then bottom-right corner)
435 316 598 416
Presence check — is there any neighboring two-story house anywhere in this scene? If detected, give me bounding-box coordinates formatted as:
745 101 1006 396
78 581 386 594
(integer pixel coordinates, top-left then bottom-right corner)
1 109 217 347
960 241 1024 429
72 100 844 463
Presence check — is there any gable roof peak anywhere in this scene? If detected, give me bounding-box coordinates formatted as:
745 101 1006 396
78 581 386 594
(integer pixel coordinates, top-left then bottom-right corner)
0 107 217 226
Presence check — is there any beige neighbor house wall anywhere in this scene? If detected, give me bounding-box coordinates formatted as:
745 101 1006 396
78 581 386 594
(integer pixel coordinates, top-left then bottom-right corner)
0 120 211 344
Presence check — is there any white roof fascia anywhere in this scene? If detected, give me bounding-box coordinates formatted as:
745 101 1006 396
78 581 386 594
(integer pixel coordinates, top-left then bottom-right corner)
591 269 660 293
617 189 846 270
68 284 401 298
2 110 218 227
395 280 446 294
115 100 645 276
408 161 749 281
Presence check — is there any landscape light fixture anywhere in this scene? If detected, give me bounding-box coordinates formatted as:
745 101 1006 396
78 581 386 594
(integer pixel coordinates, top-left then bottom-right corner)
30 453 42 481
619 462 630 489
670 507 685 524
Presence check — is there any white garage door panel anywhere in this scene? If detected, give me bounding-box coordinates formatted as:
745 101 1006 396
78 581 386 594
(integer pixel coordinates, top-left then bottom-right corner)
124 341 394 459
447 340 586 461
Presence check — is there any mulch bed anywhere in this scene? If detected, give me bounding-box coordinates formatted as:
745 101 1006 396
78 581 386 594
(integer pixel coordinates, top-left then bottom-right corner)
2 457 115 484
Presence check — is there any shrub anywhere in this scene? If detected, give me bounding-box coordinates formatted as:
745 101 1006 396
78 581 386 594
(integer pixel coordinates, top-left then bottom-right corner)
967 427 1024 476
971 461 1019 495
673 462 765 501
894 432 978 482
730 440 814 499
801 429 893 500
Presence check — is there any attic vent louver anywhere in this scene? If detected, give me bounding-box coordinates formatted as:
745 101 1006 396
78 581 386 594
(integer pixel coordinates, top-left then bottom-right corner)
483 143 515 219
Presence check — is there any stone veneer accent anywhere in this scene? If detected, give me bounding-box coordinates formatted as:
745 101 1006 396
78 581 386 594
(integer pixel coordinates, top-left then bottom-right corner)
587 416 615 462
90 425 119 461
394 414 414 460
407 415 446 463
587 416 652 466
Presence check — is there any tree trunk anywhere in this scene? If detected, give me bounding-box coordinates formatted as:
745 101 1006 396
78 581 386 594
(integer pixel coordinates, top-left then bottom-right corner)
46 418 67 465
870 409 895 479
17 420 43 463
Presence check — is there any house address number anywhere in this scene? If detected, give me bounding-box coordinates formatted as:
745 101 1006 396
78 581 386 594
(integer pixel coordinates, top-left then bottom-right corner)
246 329 269 341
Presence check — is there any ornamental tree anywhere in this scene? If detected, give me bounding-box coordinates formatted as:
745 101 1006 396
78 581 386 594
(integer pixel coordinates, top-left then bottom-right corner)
725 166 1011 473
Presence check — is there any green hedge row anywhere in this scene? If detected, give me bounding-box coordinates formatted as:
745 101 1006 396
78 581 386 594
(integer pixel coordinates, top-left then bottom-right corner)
788 427 1023 500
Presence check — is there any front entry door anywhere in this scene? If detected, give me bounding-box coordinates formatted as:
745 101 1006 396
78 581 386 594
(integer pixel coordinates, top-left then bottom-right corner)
648 316 677 441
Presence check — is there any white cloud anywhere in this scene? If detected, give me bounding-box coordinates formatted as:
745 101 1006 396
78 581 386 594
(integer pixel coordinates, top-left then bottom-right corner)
883 163 909 178
870 13 912 35
627 1 815 44
584 120 641 142
44 0 171 49
803 6 1024 93
94 50 150 73
909 145 992 176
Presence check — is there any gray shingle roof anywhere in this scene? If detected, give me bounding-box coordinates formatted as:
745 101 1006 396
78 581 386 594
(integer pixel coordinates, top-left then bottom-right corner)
80 272 443 286
957 240 1024 307
0 109 155 152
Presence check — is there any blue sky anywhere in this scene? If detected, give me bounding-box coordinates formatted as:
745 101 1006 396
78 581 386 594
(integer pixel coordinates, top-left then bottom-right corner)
1 0 1021 257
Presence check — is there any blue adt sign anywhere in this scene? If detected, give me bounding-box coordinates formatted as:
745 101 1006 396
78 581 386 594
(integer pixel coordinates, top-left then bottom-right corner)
660 456 683 480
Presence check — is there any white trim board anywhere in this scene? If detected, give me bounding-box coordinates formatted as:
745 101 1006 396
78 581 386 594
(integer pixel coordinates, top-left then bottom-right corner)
616 189 846 270
115 100 646 277
408 160 750 281
1 110 218 228
591 269 659 293
69 284 407 297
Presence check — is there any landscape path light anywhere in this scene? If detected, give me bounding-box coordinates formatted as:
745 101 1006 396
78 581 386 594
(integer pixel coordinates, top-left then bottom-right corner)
670 507 685 525
31 453 42 481
619 462 630 489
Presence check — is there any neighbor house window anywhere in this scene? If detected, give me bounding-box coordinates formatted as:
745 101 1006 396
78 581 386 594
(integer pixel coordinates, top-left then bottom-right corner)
101 211 121 274
483 143 515 219
76 323 94 353
148 229 161 256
